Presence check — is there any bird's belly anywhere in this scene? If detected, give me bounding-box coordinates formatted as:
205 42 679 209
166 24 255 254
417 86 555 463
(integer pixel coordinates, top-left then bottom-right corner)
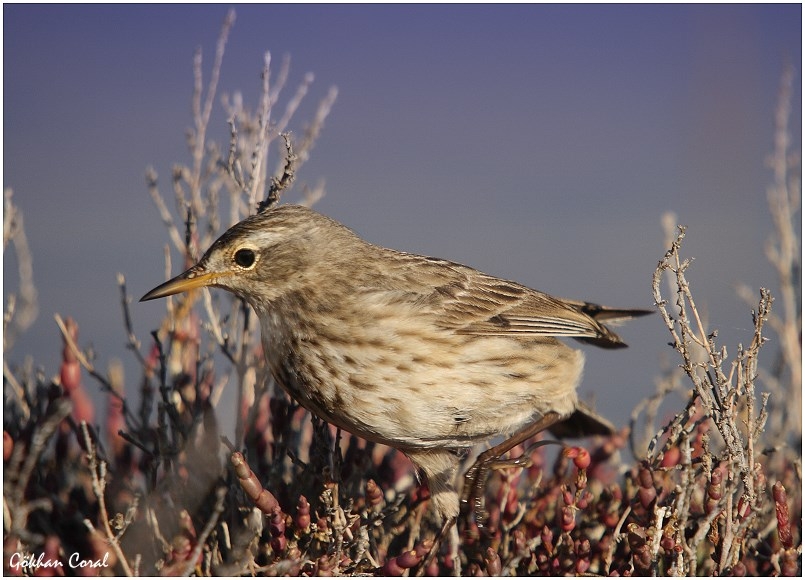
263 326 584 450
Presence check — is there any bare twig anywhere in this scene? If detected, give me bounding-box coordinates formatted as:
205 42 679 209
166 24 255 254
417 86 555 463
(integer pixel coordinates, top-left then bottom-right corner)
652 223 780 574
259 132 297 212
3 188 39 349
248 51 274 208
146 168 186 255
189 9 235 214
178 486 227 577
4 400 71 542
54 313 140 429
295 85 339 165
117 273 148 370
764 65 801 437
81 421 134 575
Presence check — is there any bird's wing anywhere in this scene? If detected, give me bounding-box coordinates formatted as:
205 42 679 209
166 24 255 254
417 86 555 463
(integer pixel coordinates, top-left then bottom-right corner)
378 252 651 348
435 273 606 339
381 253 608 338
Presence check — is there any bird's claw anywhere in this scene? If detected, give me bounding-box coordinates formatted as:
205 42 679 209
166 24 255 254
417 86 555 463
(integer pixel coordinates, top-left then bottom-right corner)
461 456 493 525
462 450 537 527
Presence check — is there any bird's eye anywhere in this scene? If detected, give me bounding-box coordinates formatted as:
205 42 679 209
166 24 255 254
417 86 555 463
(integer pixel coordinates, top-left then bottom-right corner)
234 248 256 269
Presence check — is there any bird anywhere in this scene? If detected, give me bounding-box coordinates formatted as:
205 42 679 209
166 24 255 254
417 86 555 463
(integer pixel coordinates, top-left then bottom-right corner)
141 204 651 561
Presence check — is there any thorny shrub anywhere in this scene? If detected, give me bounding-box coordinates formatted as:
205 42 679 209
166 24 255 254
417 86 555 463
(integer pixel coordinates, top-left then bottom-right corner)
3 13 801 577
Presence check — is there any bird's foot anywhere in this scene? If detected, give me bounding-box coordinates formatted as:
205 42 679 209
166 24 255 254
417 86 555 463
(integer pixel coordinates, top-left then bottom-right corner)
461 412 563 526
461 451 497 524
461 442 560 525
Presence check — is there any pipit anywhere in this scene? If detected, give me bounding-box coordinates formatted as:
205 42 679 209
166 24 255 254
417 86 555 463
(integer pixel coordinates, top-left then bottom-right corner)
142 205 650 557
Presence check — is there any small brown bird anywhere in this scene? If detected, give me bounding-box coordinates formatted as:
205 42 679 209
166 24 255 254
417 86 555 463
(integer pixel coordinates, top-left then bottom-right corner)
142 205 650 549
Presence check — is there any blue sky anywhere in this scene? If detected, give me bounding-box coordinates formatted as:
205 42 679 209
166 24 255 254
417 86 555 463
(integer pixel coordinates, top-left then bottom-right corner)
4 4 801 432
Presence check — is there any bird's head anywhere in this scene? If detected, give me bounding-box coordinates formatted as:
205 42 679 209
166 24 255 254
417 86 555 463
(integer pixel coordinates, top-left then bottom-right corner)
140 205 351 308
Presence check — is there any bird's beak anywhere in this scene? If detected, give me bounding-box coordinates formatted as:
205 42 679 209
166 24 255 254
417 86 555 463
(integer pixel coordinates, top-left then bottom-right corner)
140 265 217 301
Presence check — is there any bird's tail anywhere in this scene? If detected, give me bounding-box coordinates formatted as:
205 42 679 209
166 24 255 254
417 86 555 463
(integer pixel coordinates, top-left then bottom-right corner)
548 400 616 438
573 302 654 349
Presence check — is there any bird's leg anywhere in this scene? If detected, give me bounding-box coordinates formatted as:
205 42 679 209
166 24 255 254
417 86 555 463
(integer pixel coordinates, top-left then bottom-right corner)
414 515 457 576
461 411 562 522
